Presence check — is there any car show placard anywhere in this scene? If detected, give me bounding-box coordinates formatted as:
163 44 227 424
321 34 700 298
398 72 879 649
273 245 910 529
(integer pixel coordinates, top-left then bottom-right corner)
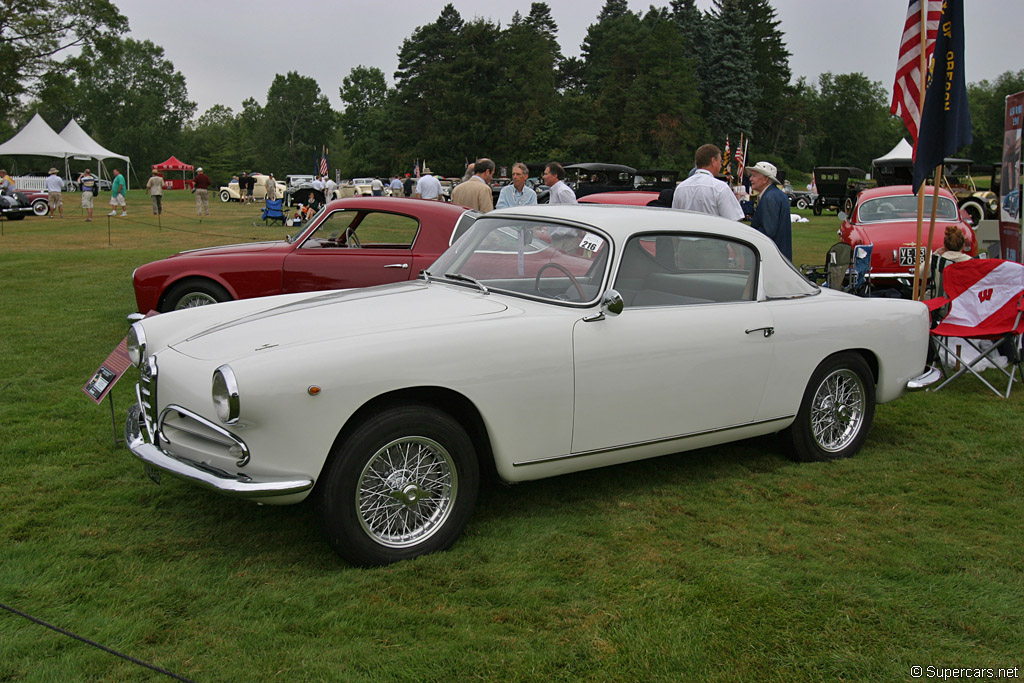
83 336 131 404
1000 91 1023 262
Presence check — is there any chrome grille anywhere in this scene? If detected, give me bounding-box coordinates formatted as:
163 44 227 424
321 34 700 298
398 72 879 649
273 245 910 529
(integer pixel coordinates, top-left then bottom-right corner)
137 356 158 442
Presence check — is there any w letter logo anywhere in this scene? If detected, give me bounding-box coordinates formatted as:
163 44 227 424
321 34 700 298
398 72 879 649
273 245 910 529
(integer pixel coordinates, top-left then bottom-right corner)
978 288 993 303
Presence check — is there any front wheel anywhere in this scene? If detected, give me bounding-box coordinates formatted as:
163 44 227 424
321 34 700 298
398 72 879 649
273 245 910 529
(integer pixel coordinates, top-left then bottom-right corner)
784 352 875 462
161 279 232 312
796 197 809 210
318 404 479 566
960 200 984 227
220 189 232 203
32 199 49 216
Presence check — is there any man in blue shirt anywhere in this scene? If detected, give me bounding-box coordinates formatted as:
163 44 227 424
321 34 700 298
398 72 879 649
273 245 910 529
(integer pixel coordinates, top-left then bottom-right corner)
748 161 792 260
495 163 538 209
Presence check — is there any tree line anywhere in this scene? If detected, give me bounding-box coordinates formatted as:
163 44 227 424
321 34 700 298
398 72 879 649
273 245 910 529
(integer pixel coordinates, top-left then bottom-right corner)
3 0 1022 184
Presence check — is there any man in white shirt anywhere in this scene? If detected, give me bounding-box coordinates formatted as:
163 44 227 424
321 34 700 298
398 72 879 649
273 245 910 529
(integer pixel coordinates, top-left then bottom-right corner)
371 177 384 196
542 162 576 204
671 144 744 220
45 167 65 218
414 168 443 200
389 176 403 197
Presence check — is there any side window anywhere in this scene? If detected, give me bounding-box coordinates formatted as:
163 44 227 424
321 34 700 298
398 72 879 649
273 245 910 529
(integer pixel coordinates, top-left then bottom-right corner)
615 234 757 307
300 210 419 249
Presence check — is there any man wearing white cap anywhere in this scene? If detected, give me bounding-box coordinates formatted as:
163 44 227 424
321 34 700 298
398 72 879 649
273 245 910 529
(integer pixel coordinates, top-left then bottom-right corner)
747 161 792 260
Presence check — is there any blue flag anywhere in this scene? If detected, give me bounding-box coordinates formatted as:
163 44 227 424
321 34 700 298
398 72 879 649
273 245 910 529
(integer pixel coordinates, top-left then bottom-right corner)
912 0 972 193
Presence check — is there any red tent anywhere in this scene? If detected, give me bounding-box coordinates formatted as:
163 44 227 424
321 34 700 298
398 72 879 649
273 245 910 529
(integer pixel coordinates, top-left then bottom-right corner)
152 155 195 190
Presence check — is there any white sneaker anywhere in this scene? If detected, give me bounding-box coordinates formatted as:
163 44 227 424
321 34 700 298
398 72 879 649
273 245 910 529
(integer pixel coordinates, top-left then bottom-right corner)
108 210 117 216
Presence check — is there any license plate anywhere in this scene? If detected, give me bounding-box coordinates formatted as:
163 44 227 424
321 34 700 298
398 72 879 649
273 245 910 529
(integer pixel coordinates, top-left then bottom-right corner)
898 246 927 266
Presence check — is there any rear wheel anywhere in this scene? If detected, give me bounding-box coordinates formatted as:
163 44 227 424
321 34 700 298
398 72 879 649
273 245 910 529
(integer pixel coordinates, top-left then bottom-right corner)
318 404 479 566
161 279 232 312
784 352 875 462
813 197 824 216
842 197 855 215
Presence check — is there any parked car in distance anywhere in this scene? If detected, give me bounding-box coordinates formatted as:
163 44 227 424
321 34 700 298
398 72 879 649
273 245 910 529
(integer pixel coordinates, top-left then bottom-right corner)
839 185 977 285
121 203 938 566
131 196 478 313
67 178 112 193
579 191 662 206
1 189 47 219
219 173 286 203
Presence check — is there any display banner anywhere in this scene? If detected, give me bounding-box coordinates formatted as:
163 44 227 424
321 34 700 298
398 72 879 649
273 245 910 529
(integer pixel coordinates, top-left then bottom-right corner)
83 337 131 405
1000 91 1024 262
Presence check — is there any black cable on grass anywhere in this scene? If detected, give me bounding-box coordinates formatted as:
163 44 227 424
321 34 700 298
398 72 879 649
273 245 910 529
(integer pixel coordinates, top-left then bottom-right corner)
0 601 197 682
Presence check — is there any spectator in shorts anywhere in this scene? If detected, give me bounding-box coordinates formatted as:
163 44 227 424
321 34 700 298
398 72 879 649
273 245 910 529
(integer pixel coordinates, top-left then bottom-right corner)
78 169 97 221
146 170 164 215
108 169 127 216
45 168 65 218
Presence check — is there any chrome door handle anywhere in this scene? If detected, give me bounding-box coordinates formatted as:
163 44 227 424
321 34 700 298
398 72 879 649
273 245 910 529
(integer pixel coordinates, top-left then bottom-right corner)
745 326 775 337
384 264 409 269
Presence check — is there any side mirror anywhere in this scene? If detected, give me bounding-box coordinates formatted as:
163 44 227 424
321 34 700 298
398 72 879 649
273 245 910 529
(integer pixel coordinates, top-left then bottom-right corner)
584 289 623 322
837 211 848 223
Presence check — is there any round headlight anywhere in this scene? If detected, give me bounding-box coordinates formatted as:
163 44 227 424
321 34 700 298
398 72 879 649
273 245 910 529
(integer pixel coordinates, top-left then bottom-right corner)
988 197 999 212
126 323 147 367
212 364 240 424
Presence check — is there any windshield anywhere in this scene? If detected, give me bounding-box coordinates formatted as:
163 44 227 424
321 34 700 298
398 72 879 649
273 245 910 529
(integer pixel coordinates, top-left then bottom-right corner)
858 195 958 223
426 217 610 304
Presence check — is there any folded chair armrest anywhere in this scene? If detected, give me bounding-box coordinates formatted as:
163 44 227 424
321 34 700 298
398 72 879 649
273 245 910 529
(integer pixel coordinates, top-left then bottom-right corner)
923 296 949 312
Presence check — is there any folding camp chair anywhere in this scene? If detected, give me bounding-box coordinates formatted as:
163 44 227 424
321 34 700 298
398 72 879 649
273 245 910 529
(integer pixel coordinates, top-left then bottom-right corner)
925 259 1024 397
259 199 286 227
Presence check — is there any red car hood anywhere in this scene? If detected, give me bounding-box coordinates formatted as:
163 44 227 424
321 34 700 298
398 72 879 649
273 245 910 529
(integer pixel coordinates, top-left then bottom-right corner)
167 241 287 258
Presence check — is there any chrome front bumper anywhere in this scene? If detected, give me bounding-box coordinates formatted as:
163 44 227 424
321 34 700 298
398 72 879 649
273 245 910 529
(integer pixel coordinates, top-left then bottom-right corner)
127 397 313 498
906 365 942 392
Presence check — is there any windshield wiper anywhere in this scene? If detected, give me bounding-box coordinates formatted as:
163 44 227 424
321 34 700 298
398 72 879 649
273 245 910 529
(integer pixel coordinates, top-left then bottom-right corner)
420 269 432 283
443 272 489 295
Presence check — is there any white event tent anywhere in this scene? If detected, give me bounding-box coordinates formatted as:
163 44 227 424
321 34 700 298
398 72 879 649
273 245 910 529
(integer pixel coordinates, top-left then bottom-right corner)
0 113 131 189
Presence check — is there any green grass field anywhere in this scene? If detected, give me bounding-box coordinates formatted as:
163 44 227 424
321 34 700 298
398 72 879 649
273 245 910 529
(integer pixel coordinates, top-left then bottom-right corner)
2 191 1022 681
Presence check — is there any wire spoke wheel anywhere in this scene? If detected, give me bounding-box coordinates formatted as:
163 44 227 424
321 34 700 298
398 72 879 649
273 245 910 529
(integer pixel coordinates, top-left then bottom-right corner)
356 436 457 548
809 369 865 452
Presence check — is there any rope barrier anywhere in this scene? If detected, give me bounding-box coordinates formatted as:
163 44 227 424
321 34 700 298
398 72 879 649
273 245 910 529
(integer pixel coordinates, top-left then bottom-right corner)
0 601 197 682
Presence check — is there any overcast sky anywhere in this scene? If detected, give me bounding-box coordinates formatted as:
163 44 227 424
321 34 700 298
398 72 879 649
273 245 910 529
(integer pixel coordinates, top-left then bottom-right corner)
120 0 1021 116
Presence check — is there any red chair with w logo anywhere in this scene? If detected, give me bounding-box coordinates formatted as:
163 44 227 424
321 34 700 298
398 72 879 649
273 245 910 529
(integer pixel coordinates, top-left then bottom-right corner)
925 259 1024 397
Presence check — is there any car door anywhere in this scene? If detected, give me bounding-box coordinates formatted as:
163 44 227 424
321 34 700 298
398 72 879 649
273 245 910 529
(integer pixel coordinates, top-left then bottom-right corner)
571 233 774 454
281 209 418 292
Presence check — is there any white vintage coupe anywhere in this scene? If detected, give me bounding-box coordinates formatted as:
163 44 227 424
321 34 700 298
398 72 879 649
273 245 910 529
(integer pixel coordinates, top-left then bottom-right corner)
124 204 939 565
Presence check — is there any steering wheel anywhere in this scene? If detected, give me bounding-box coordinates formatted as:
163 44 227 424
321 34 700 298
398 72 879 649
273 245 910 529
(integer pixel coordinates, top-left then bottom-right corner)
535 262 585 301
345 228 361 248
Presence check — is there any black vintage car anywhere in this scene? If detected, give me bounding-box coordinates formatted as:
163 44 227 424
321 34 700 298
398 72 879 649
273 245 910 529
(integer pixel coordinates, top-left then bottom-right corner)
565 163 637 199
1 190 44 220
812 167 870 216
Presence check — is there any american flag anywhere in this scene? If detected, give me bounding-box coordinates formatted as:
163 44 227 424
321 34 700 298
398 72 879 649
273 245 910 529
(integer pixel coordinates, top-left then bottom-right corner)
890 0 942 145
734 134 746 178
319 147 328 176
414 161 420 178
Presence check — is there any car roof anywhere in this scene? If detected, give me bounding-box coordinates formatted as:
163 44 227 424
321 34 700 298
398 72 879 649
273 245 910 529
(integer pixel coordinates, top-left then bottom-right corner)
321 195 470 218
486 203 813 298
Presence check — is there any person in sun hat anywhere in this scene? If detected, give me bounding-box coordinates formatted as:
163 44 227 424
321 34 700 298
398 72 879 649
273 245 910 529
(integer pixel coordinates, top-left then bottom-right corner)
45 167 65 218
747 161 792 260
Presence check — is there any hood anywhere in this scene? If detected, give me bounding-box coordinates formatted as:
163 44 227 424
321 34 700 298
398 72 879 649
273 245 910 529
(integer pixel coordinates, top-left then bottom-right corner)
172 241 286 258
169 281 509 361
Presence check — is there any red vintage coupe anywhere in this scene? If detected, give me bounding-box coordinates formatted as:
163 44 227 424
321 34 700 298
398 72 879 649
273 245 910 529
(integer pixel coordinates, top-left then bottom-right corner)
132 197 478 313
838 186 977 284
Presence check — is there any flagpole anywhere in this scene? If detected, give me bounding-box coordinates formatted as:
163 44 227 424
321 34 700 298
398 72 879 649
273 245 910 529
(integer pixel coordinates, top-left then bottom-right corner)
919 163 944 299
911 0 930 301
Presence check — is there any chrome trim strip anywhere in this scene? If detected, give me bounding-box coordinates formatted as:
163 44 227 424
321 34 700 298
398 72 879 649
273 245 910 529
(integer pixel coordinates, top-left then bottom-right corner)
157 404 250 467
512 415 794 467
128 433 313 498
